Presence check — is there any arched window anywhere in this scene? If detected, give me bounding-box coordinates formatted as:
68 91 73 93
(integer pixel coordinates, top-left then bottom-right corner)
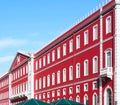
57 71 60 84
93 93 98 105
84 60 89 76
47 75 50 87
43 76 46 88
76 63 80 78
52 73 55 85
93 56 98 73
105 49 112 67
69 96 73 100
104 87 112 105
84 94 88 105
106 16 111 34
63 68 66 82
76 95 80 102
69 66 73 80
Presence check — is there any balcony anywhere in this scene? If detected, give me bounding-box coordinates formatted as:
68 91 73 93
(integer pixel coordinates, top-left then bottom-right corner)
10 91 27 102
100 67 113 80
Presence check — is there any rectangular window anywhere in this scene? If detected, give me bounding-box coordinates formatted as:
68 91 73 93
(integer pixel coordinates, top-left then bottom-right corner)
57 47 60 59
52 91 55 97
69 87 73 94
93 25 98 40
84 30 89 45
93 81 97 90
43 76 46 88
63 43 66 56
63 68 66 82
39 59 42 68
76 35 80 49
47 92 50 98
93 56 98 73
36 79 38 90
84 60 89 76
63 88 66 95
69 39 73 53
57 90 60 96
43 56 46 66
47 53 50 64
69 66 73 80
106 16 111 34
76 85 80 93
36 61 38 70
52 50 55 62
47 75 50 87
39 78 42 89
84 83 88 92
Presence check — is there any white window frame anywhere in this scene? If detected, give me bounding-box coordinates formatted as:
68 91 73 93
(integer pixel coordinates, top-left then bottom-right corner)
63 68 66 82
52 73 55 85
93 24 98 41
84 60 89 76
47 53 50 64
76 35 80 49
52 50 55 62
93 81 97 90
36 60 38 70
63 88 66 95
57 47 60 59
43 76 46 88
84 94 88 105
76 95 80 102
57 90 60 96
39 59 42 68
84 83 88 92
57 71 60 84
84 30 89 45
43 56 46 66
69 66 73 80
76 85 80 93
47 75 50 87
76 63 80 78
69 39 73 53
35 79 38 90
63 43 66 56
69 87 73 94
39 78 42 89
106 16 111 34
93 56 98 73
52 91 55 97
105 49 112 68
92 93 98 105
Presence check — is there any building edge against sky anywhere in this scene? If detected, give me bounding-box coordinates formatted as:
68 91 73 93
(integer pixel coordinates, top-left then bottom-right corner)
0 0 120 105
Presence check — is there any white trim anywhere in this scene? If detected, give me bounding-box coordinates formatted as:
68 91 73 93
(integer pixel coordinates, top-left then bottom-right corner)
93 56 98 74
76 35 80 49
93 24 98 41
84 30 89 45
106 16 112 34
92 92 98 105
84 59 89 76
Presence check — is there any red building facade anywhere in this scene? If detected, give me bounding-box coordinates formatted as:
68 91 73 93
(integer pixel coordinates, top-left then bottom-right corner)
1 0 120 105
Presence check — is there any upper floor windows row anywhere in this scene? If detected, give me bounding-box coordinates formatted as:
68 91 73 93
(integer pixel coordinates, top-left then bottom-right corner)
0 78 8 88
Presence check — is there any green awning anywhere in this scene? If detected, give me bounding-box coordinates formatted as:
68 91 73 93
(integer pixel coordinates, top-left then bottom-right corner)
16 98 50 105
51 99 83 105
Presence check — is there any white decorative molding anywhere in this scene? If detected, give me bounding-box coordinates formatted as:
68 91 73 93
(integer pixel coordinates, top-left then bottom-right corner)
114 2 120 105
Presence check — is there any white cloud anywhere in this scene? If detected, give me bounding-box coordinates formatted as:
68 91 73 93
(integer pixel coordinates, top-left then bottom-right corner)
0 55 14 63
0 38 27 48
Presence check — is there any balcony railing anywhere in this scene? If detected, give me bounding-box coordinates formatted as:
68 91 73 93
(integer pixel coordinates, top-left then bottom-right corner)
10 91 27 99
100 67 113 80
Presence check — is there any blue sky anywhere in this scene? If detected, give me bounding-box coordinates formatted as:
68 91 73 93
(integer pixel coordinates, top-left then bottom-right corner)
0 0 109 76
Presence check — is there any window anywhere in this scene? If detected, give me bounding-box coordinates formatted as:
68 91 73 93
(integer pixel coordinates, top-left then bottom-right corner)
63 88 66 95
47 92 50 98
63 68 66 82
57 47 60 59
36 61 38 70
47 53 50 64
93 81 97 90
47 75 50 87
76 85 80 93
39 78 42 89
63 43 66 56
43 93 45 99
84 30 89 45
52 91 55 97
43 76 46 88
76 63 80 78
84 83 88 92
52 50 55 62
84 94 88 105
76 35 80 49
76 95 80 102
84 60 89 76
36 79 39 90
106 16 111 34
57 90 60 96
52 73 55 85
43 56 46 66
57 71 60 84
93 93 98 105
93 25 98 40
105 49 112 67
93 56 98 73
39 59 42 68
69 87 73 94
69 39 73 53
69 66 73 80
